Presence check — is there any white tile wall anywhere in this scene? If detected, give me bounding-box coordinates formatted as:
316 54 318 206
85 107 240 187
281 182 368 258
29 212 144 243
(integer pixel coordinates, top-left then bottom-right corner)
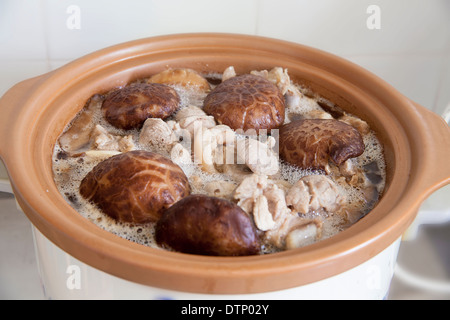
257 0 450 56
344 54 444 110
40 0 259 60
1 0 448 111
0 0 47 60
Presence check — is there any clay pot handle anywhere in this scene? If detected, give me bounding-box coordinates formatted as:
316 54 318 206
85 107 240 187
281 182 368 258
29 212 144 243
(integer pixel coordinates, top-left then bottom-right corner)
410 100 450 198
0 75 47 186
401 101 450 240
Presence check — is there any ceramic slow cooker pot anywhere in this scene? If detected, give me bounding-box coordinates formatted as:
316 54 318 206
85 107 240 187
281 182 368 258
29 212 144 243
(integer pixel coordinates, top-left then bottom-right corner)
1 33 449 299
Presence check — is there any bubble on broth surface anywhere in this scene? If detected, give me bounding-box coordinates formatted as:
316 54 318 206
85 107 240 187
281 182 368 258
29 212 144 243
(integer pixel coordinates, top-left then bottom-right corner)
52 69 387 254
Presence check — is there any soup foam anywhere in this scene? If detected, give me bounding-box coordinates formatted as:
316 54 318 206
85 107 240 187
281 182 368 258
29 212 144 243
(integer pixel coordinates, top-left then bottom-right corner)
52 71 386 253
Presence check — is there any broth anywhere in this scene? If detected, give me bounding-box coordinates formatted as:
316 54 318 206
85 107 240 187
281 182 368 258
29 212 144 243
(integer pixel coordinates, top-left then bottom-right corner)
52 67 386 254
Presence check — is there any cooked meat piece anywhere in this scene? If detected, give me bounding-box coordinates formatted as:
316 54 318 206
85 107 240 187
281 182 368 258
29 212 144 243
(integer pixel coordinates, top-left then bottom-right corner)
286 175 345 214
90 124 135 152
339 114 370 135
175 105 216 137
265 214 322 250
169 142 192 166
193 124 235 173
233 174 270 214
284 220 321 249
233 174 290 232
253 195 275 231
263 184 291 222
236 137 279 175
252 185 292 232
251 67 291 95
59 94 102 152
222 66 236 82
175 105 208 120
138 118 177 150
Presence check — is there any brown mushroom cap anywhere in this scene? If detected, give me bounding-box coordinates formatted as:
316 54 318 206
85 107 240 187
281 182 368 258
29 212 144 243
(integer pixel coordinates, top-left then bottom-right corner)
79 150 190 224
203 74 285 132
102 82 180 130
279 119 365 171
155 194 261 256
148 68 211 92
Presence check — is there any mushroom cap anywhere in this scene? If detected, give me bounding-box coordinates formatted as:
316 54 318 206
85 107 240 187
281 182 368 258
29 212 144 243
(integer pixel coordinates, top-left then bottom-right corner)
279 119 365 171
79 150 190 224
155 194 261 256
102 82 180 130
148 68 211 92
203 74 285 132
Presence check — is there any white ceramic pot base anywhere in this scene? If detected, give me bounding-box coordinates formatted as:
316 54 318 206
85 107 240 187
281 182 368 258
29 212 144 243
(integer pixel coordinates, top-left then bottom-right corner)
32 226 401 300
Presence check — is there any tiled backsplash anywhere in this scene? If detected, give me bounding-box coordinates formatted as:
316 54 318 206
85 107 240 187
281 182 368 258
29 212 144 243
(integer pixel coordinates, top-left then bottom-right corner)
1 0 449 113
258 0 450 56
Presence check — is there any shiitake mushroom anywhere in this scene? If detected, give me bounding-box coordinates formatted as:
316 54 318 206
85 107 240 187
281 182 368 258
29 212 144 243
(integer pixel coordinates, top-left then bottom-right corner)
203 74 285 133
79 150 190 224
155 194 261 256
102 82 180 130
279 119 365 171
148 68 211 92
